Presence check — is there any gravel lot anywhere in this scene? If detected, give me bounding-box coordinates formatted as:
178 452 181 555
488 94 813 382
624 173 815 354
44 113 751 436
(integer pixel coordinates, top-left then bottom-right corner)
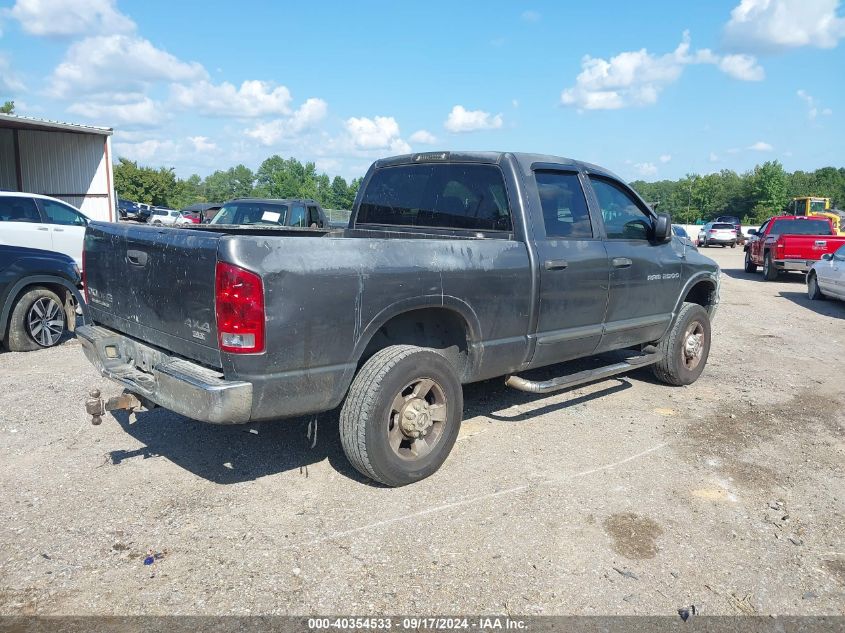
1 247 843 616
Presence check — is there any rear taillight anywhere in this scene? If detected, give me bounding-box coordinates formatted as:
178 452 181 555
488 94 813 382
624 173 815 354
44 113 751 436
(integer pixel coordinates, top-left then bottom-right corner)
82 248 89 303
709 230 717 234
215 262 265 354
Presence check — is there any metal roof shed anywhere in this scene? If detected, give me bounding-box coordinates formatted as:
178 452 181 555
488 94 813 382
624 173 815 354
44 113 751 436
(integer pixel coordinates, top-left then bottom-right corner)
0 113 115 222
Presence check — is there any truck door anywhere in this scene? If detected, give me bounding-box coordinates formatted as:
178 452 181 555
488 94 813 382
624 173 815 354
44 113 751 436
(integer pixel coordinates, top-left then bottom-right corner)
529 170 609 367
586 175 681 351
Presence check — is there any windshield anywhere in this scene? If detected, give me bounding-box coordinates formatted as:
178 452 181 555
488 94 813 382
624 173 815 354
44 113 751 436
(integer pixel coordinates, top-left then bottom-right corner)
211 202 289 225
769 219 832 235
809 200 827 215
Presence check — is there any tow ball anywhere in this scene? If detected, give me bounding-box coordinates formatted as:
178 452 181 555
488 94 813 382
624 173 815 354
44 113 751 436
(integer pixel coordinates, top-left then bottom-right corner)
85 389 145 425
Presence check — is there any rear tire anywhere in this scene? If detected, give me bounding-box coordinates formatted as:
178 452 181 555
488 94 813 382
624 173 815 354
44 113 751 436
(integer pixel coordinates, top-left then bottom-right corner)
807 272 825 300
744 250 757 273
652 302 711 386
340 345 463 487
4 286 67 352
730 242 736 249
763 252 778 281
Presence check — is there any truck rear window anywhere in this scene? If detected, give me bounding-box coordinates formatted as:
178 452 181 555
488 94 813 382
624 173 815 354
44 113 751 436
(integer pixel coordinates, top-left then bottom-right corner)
769 219 832 235
357 164 512 231
712 223 734 229
211 202 289 225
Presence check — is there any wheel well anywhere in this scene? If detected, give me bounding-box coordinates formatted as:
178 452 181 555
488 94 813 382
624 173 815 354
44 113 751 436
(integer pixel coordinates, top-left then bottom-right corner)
684 280 717 313
359 308 470 376
5 282 76 331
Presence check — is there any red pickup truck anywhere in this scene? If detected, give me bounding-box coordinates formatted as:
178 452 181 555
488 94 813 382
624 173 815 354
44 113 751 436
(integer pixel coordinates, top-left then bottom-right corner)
744 215 845 281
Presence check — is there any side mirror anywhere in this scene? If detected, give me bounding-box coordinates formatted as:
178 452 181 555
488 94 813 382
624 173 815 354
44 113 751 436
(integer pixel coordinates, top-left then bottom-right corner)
653 213 672 243
747 229 758 235
821 253 833 261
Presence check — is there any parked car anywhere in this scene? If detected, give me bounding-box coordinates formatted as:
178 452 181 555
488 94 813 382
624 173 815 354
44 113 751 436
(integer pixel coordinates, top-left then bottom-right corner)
698 222 738 248
0 245 84 351
117 199 143 221
209 198 329 228
149 207 181 225
80 151 720 486
715 215 742 235
744 215 845 280
181 202 223 224
175 211 201 225
0 192 89 269
807 243 845 301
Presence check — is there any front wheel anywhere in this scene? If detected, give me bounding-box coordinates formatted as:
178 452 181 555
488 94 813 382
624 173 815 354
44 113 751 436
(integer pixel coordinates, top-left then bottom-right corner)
340 345 463 487
807 273 825 300
763 252 778 281
652 302 711 386
744 250 757 273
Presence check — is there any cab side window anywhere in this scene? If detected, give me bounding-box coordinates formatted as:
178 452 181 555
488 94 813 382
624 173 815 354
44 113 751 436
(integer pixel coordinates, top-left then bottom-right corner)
535 171 593 238
307 206 322 227
589 177 652 240
289 204 307 227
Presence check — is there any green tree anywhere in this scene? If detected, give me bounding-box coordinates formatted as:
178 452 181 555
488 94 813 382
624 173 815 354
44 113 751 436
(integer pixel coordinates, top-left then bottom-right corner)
0 101 14 114
748 161 788 222
329 176 349 209
203 164 254 201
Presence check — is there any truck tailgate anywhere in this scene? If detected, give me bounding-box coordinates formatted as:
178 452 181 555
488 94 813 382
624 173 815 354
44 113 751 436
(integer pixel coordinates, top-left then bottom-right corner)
778 234 845 260
84 222 223 368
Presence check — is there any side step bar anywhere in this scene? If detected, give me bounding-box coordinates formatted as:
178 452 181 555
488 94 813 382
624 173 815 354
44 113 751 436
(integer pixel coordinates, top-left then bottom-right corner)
505 349 662 394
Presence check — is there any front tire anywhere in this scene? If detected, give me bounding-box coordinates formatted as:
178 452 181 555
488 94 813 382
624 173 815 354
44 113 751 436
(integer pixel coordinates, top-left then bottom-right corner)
807 272 825 300
340 345 463 487
4 287 67 352
763 252 778 281
652 302 711 386
744 250 757 273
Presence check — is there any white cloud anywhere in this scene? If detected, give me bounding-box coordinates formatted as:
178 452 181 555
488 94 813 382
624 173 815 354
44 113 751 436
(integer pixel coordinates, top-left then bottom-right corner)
634 162 658 177
659 154 672 163
244 98 328 146
0 52 25 93
188 136 217 153
723 0 845 51
67 95 163 127
797 89 833 119
48 34 207 98
748 141 773 151
6 0 135 37
171 80 293 117
444 105 503 132
113 138 178 163
561 31 764 110
521 10 541 22
345 115 407 150
409 129 437 144
709 152 720 162
718 54 766 80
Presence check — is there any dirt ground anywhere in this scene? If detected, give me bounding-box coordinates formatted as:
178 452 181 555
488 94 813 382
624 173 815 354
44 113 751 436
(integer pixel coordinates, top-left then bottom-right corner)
0 246 843 616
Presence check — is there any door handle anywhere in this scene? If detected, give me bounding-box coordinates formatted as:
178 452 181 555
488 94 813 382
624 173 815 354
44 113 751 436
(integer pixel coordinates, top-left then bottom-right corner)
54 228 64 232
37 226 49 231
544 259 569 271
612 257 633 268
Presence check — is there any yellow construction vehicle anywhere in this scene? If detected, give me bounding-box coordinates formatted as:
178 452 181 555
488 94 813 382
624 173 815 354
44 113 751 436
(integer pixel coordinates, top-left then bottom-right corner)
788 197 842 234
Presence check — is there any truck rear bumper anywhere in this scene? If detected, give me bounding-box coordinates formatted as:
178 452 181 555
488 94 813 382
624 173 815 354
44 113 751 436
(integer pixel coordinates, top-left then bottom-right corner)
775 259 814 272
77 324 252 424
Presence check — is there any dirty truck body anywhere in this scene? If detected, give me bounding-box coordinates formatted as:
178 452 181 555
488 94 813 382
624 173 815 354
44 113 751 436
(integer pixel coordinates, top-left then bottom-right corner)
79 151 719 486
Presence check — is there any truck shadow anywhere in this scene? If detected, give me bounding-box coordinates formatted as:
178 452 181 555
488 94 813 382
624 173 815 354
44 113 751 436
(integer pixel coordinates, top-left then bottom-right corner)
106 359 637 486
720 267 806 283
779 290 844 319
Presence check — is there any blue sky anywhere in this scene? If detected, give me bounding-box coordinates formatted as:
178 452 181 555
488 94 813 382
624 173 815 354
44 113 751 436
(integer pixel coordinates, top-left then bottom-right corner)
0 0 843 182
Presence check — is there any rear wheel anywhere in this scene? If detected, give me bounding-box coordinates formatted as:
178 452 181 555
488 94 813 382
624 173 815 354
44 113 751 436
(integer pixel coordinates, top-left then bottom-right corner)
4 287 66 352
340 345 463 487
744 250 757 273
807 272 825 300
763 252 778 281
730 242 736 249
653 302 711 386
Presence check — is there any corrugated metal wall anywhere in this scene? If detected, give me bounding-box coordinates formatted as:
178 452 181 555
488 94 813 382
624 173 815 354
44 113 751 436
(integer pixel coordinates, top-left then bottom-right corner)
17 130 112 221
0 129 15 190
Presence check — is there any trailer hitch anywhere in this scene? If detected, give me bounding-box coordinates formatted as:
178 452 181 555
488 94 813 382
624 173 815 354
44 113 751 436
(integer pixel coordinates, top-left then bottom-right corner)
85 389 145 425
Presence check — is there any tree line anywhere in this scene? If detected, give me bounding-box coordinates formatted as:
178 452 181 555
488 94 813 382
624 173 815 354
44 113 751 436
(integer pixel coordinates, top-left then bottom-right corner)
631 161 845 225
113 156 363 211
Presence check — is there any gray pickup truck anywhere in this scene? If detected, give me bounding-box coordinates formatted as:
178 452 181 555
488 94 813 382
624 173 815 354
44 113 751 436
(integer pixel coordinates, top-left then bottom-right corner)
79 151 719 486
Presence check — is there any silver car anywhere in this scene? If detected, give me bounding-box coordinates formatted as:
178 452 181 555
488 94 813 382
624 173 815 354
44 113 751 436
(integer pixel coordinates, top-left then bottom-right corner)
808 243 845 301
698 222 738 248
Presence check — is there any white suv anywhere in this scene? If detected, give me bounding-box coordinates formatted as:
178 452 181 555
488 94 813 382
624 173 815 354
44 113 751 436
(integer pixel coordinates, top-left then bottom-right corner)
0 192 89 269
